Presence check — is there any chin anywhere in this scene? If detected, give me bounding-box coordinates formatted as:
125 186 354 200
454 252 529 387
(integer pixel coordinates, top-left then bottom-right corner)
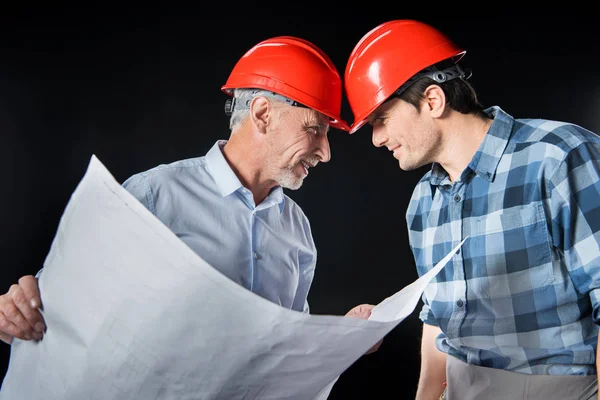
399 158 421 171
282 180 303 190
277 174 304 190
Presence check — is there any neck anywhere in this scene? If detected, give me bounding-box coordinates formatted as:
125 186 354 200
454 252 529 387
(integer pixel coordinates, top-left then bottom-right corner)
221 127 277 205
437 112 493 182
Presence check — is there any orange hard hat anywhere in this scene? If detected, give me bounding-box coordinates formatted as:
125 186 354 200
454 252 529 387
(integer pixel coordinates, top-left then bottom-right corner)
222 36 350 131
344 20 466 134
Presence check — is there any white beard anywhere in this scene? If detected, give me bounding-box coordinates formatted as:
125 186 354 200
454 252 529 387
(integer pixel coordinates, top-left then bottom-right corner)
275 165 304 190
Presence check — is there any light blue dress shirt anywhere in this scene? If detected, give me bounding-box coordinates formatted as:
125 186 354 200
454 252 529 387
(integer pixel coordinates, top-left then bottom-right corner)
121 140 317 312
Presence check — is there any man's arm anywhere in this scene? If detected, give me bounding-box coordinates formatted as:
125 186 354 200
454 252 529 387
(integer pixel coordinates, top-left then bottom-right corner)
545 144 600 400
415 323 446 400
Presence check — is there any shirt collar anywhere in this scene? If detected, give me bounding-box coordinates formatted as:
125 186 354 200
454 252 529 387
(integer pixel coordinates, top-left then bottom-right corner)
204 140 285 213
267 185 285 213
430 106 514 185
205 140 243 197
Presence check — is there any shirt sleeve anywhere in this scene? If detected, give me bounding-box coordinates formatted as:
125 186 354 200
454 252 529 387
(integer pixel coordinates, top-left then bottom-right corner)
548 142 600 324
293 255 316 314
406 180 438 325
121 173 156 215
291 216 317 314
419 294 439 326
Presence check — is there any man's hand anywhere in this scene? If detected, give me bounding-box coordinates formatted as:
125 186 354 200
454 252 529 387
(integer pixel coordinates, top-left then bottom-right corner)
0 275 45 344
345 303 382 354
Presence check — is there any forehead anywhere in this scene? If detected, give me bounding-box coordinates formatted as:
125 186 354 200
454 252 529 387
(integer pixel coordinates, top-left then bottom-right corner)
367 98 403 123
286 104 329 129
312 110 330 132
372 98 397 116
302 106 328 122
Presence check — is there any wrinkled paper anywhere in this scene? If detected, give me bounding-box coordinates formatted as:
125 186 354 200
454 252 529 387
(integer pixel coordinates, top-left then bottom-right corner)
0 155 465 399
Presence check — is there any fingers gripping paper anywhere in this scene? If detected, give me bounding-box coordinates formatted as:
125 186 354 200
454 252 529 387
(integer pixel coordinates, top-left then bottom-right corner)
0 156 465 400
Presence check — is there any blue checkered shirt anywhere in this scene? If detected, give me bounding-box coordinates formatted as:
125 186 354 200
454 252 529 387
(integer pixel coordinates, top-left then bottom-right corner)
408 106 600 375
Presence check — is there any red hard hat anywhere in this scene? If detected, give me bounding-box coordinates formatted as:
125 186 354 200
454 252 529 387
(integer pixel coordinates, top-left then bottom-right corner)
222 36 350 131
344 20 466 134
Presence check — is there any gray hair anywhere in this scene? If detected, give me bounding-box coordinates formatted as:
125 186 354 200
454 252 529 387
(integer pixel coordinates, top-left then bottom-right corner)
229 88 296 131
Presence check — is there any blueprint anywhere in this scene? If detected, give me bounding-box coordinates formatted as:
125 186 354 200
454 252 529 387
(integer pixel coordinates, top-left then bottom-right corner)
0 155 465 399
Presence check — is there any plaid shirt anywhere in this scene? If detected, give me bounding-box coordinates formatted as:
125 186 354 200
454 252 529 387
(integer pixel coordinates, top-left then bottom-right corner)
408 106 600 375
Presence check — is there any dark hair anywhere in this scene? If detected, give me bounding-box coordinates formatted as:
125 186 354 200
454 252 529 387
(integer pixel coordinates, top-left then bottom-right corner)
397 61 487 117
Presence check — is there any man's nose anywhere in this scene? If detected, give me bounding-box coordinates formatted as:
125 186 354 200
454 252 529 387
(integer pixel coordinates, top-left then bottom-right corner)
372 127 387 147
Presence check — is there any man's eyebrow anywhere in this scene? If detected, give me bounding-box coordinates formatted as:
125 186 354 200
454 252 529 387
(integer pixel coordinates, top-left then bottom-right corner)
318 122 329 133
368 112 382 123
307 119 329 133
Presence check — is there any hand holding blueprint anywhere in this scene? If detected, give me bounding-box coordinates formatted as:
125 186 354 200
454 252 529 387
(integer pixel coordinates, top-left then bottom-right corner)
0 156 466 400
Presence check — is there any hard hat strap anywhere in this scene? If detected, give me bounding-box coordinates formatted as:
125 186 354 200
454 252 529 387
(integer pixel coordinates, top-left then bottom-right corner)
392 62 472 100
224 89 308 116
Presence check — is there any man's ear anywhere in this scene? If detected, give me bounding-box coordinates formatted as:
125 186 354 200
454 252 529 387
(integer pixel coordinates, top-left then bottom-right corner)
423 84 446 118
250 96 270 134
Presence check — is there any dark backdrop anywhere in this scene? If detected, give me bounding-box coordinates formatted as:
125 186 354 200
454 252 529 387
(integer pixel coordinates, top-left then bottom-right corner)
2 8 599 399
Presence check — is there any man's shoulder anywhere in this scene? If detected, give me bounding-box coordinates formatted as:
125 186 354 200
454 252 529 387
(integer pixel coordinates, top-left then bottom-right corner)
282 194 307 216
412 170 434 196
512 117 600 152
405 170 436 223
124 156 208 185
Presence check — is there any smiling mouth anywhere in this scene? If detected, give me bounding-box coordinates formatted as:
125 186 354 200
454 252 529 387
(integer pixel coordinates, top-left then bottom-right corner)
300 160 312 175
388 145 402 159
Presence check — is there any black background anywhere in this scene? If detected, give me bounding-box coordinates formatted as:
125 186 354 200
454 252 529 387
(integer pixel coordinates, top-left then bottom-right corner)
2 8 599 399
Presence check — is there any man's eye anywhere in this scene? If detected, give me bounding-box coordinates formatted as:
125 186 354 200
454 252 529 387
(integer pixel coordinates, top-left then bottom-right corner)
369 117 386 126
306 127 319 135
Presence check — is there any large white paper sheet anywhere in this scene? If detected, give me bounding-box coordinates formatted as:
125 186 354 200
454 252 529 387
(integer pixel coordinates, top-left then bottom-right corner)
0 155 465 400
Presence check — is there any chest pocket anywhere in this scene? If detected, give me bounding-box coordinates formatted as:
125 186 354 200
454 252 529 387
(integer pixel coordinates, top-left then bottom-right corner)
470 202 554 298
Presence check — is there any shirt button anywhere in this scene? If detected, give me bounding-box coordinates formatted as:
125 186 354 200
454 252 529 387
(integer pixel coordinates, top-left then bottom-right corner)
253 251 259 260
454 194 461 202
456 248 461 255
456 299 464 307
